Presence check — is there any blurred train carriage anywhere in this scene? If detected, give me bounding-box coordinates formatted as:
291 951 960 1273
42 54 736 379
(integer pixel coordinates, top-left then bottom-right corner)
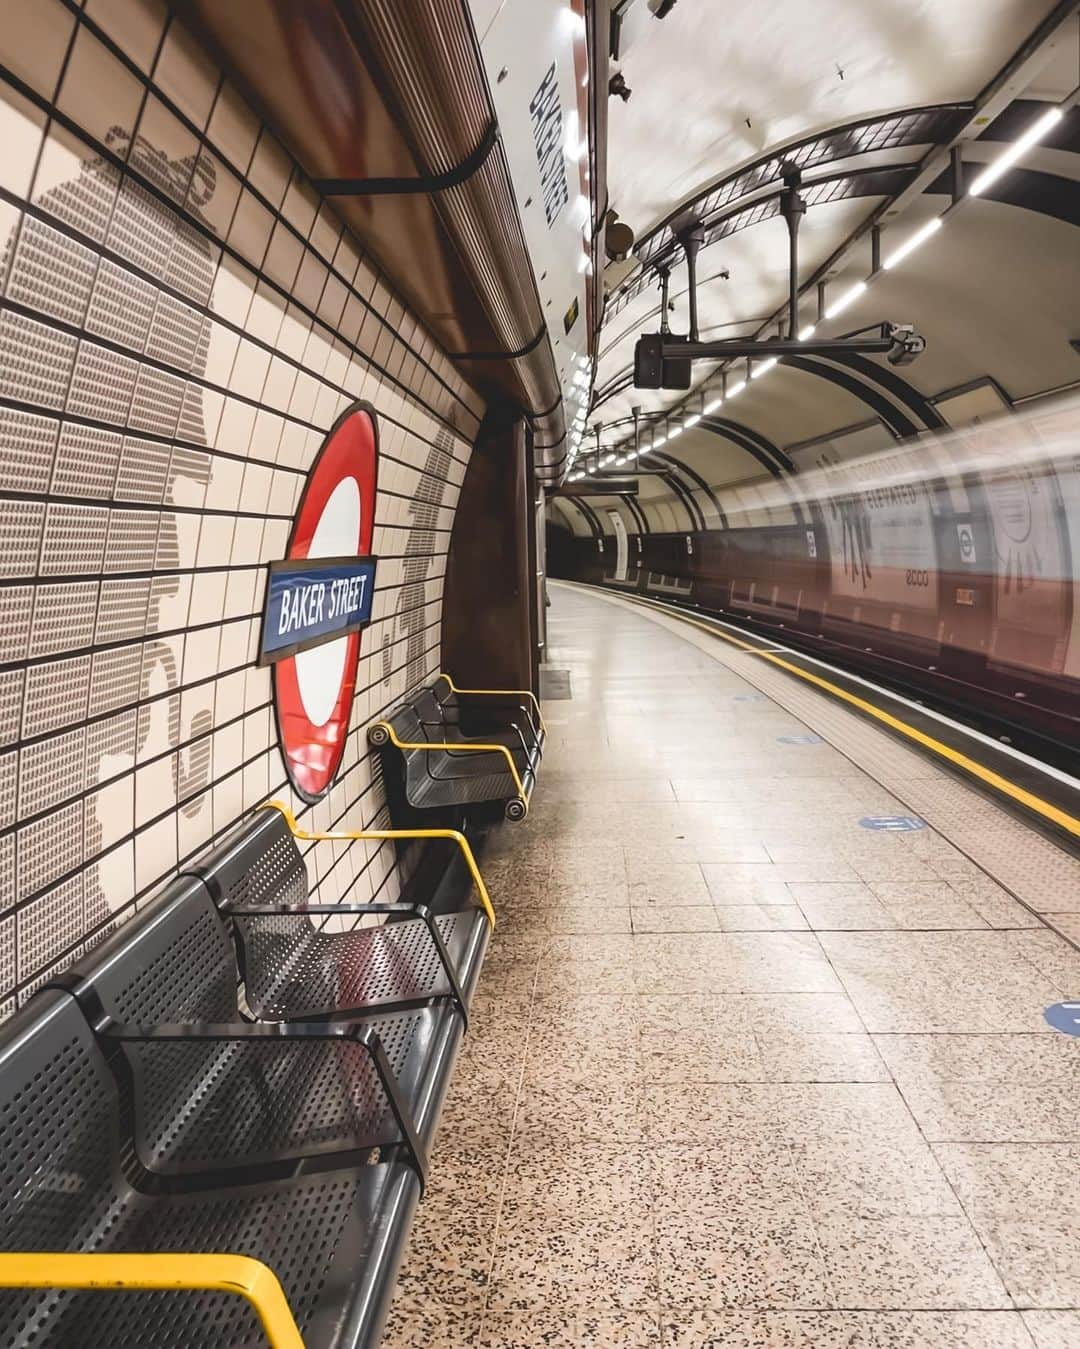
551 396 1080 752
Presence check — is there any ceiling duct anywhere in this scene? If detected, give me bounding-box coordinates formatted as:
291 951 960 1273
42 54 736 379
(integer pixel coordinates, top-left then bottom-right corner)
177 0 565 476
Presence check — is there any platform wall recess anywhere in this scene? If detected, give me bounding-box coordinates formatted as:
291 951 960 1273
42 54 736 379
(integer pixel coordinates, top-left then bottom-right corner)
0 0 484 1015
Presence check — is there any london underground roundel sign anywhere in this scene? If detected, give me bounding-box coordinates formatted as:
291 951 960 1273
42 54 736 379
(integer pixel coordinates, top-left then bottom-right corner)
261 403 379 802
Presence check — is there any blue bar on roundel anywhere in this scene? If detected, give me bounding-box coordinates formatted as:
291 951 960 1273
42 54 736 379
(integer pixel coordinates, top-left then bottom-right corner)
258 555 378 664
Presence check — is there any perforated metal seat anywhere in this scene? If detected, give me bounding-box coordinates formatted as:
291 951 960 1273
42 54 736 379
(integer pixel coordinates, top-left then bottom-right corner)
0 991 419 1349
53 876 458 1182
430 675 546 756
184 809 489 1024
371 698 538 824
410 687 540 762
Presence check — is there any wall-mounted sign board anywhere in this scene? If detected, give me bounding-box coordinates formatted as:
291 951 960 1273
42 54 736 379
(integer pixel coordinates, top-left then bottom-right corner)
260 556 377 665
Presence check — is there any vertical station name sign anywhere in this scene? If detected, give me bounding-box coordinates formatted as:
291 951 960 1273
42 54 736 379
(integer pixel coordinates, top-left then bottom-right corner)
263 403 379 802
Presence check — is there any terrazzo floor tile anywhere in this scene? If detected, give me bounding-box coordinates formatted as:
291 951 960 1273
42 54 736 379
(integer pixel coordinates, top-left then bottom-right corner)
632 932 843 995
436 588 1080 1346
485 1213 657 1314
637 992 865 1036
479 1310 663 1347
898 1082 1080 1142
494 894 632 932
789 1137 963 1218
379 1293 482 1349
650 1140 806 1224
700 865 799 903
933 1143 1080 1306
391 1148 504 1307
873 1032 1080 1084
641 1083 782 1144
631 905 721 932
753 1031 890 1082
655 1212 832 1311
512 1074 648 1142
978 1218 1080 1307
817 932 1065 1032
768 1082 926 1145
813 1214 1012 1308
660 1310 1038 1348
628 862 712 905
1021 1311 1080 1348
712 904 810 930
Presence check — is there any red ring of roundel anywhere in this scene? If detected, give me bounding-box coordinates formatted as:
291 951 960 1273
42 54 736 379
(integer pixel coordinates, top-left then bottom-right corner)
273 402 378 802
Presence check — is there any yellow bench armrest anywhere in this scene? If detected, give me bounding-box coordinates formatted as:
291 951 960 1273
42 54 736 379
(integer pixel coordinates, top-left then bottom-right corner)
439 672 546 734
0 1253 303 1349
373 721 528 807
263 800 495 928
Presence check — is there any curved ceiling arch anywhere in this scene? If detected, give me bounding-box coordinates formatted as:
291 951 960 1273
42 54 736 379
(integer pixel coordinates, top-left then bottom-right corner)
777 354 918 438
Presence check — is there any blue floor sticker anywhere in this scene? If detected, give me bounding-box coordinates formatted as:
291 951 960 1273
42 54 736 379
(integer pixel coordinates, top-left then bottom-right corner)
859 815 926 831
777 733 823 745
1045 1003 1080 1036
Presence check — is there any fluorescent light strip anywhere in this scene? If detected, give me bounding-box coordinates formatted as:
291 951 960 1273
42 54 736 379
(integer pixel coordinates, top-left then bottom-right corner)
969 106 1064 197
751 357 777 378
882 215 943 269
824 279 866 319
685 413 701 426
798 323 816 341
726 380 746 398
703 397 723 413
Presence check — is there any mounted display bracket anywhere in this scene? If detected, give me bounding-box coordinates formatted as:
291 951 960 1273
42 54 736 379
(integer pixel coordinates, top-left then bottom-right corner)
633 163 924 390
635 322 926 388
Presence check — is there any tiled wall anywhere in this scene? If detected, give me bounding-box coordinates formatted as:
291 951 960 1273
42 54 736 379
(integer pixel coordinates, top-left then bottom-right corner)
0 0 485 1015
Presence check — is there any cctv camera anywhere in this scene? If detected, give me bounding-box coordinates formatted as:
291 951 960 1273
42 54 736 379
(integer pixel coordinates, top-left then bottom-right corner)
886 323 926 366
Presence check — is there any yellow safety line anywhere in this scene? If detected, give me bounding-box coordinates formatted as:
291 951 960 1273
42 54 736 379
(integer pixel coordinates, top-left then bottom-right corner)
373 721 528 806
438 672 547 735
626 594 1080 840
263 800 496 928
0 1253 304 1349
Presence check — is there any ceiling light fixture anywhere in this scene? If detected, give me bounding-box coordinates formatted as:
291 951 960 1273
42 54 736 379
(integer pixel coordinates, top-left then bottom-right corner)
882 215 943 269
726 379 746 398
824 279 867 319
751 357 778 378
968 106 1064 197
703 397 723 413
798 323 816 341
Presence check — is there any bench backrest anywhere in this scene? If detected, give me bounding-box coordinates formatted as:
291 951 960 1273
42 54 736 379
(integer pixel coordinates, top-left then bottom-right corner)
61 875 238 1025
386 700 429 746
0 990 120 1257
183 807 308 913
409 686 446 727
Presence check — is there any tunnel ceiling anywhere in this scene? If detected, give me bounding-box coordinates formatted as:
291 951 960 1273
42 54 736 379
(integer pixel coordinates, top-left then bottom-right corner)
577 0 1080 505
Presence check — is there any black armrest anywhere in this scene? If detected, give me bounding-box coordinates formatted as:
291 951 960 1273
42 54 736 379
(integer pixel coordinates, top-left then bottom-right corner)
102 1018 428 1186
224 901 469 1027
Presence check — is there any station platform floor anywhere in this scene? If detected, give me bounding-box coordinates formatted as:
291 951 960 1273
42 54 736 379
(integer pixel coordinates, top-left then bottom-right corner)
384 581 1080 1349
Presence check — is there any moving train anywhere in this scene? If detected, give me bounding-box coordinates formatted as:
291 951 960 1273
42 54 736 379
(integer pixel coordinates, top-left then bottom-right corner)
549 395 1080 758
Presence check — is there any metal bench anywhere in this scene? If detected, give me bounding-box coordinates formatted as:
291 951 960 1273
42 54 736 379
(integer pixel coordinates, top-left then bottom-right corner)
0 799 498 1346
427 673 546 757
184 802 492 1025
50 873 438 1186
0 990 419 1348
369 676 544 824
